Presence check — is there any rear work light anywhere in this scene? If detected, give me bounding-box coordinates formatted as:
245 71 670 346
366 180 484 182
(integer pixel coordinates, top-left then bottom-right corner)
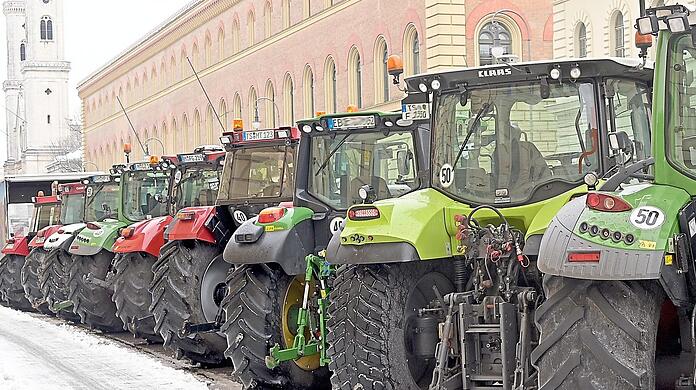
586 193 631 212
568 251 601 263
177 211 196 221
258 207 287 224
121 227 135 238
348 207 381 221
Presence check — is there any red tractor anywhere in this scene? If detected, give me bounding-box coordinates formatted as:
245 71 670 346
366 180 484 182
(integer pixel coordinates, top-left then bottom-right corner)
22 183 85 314
110 146 225 342
150 124 298 365
0 193 61 310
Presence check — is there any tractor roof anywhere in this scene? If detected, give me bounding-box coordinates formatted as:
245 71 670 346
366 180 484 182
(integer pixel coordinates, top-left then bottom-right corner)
405 57 654 94
58 182 86 195
297 110 425 134
220 127 299 148
32 195 60 205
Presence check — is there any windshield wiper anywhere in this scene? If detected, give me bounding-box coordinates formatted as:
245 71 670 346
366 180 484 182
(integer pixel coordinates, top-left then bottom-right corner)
315 134 351 176
452 102 491 168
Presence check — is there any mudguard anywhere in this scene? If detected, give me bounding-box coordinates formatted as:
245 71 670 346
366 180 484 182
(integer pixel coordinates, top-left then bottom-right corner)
113 216 173 258
44 223 86 251
164 206 216 244
29 225 62 249
223 207 314 276
69 219 128 256
1 235 30 256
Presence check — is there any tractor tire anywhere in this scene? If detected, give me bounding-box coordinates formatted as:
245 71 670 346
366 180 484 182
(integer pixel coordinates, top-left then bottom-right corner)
21 248 53 314
221 264 330 389
39 248 80 321
111 252 162 342
532 276 662 390
327 261 455 390
0 254 33 311
67 251 124 332
149 241 229 365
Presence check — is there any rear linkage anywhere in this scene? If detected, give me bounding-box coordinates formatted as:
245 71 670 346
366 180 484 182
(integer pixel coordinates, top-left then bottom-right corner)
429 206 542 390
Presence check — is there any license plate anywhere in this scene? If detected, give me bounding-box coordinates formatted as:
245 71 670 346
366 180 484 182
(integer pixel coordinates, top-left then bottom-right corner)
402 103 430 121
132 163 150 171
179 154 205 163
328 115 376 130
243 130 274 141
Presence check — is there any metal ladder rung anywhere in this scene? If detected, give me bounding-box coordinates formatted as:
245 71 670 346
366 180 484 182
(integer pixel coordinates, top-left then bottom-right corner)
464 325 501 333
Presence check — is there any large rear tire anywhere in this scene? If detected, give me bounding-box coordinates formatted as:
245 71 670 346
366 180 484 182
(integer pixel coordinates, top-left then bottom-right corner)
67 251 124 332
0 254 33 311
39 248 81 321
149 241 229 365
21 248 53 314
111 252 162 342
327 261 454 390
221 264 330 389
532 276 661 390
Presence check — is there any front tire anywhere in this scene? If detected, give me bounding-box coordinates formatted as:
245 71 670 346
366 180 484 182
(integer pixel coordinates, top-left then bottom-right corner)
111 252 162 342
0 254 33 311
221 264 329 389
327 261 454 390
21 248 52 314
40 248 81 321
532 276 661 389
67 251 124 332
149 241 229 365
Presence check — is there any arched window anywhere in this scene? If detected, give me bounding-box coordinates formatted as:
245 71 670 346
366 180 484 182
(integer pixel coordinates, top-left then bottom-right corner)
232 19 241 53
206 105 215 143
303 65 315 118
19 43 26 61
169 118 177 153
374 37 389 104
613 12 625 57
403 24 420 76
161 122 169 153
265 80 276 128
248 86 258 126
283 74 295 125
219 99 228 132
40 16 53 41
264 2 273 39
160 61 167 89
192 44 200 70
233 93 243 120
247 11 256 47
150 67 157 94
218 28 225 60
282 0 291 28
324 56 337 113
170 56 176 84
478 21 512 65
303 0 311 19
577 22 588 58
348 46 362 108
181 114 189 150
180 49 188 78
193 110 202 147
204 34 212 66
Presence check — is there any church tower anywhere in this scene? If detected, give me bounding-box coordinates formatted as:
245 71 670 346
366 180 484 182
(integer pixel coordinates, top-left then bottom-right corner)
2 1 26 173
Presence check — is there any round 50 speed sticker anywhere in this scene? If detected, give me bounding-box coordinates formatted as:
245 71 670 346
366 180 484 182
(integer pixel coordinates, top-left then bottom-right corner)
439 164 454 188
629 206 665 230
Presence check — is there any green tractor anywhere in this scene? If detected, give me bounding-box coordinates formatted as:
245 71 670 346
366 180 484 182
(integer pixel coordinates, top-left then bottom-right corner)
220 111 429 389
68 160 170 331
532 4 696 388
325 58 653 389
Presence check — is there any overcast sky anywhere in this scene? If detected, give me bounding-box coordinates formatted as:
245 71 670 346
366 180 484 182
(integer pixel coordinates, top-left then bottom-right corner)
0 0 191 163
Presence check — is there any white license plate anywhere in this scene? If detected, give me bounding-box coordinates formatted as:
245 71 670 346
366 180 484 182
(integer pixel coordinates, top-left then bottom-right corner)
243 130 274 141
402 103 430 121
180 154 205 163
329 115 376 130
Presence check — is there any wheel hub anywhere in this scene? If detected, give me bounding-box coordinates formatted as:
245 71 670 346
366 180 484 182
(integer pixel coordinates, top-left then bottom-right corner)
281 275 320 371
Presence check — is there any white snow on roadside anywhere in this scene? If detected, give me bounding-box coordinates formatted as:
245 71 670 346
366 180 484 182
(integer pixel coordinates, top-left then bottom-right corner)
0 305 209 390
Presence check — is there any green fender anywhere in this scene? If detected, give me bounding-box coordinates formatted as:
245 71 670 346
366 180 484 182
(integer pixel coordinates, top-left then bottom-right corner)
69 219 129 256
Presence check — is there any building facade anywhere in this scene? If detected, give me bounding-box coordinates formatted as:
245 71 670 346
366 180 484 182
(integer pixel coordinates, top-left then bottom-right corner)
2 0 71 175
79 0 555 169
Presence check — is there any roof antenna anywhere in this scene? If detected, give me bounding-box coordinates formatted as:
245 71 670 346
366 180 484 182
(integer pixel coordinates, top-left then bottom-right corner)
116 96 148 156
187 57 227 132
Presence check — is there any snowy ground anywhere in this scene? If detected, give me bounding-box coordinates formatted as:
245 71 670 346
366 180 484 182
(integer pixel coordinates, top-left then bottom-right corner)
0 305 214 390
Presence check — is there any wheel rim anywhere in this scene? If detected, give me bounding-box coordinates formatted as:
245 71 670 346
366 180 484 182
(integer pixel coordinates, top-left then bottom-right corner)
281 275 320 371
404 271 454 388
200 255 229 323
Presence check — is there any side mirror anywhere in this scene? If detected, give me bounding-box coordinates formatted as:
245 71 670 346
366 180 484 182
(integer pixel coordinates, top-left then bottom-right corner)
154 194 169 204
682 135 696 169
397 150 412 176
101 203 110 212
608 131 632 153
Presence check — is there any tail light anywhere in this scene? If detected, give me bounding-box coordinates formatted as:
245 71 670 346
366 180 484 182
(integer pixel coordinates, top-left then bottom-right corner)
57 229 65 234
86 222 100 230
177 211 196 221
586 193 631 212
258 207 286 224
568 251 600 263
121 227 135 238
348 206 381 221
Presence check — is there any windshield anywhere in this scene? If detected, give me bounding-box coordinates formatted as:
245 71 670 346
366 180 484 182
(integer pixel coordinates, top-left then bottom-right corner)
172 165 222 211
85 182 120 222
59 194 85 225
433 81 599 205
122 170 170 221
33 203 59 231
667 34 696 179
309 130 419 210
607 78 652 166
218 145 295 202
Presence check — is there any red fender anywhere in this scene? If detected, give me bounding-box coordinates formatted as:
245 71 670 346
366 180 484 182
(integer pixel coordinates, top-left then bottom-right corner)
29 225 62 249
113 216 173 258
2 235 30 256
164 206 217 244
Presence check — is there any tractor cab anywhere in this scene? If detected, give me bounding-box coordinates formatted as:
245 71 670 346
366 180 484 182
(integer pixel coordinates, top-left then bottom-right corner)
31 182 86 249
83 173 120 223
3 194 61 256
